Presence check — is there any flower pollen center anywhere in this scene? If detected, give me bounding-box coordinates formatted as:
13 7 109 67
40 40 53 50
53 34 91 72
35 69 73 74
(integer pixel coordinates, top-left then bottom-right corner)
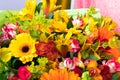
22 46 29 53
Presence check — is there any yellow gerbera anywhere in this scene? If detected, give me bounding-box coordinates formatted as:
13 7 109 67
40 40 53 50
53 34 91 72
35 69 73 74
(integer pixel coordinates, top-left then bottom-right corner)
40 69 81 80
9 33 37 64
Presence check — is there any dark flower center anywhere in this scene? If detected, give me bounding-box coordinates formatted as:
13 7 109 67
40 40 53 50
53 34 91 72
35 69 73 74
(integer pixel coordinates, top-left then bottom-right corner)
22 46 29 53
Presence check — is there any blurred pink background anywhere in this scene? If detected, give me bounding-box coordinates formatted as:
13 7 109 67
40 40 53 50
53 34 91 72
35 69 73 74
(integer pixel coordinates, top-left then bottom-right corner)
74 0 120 34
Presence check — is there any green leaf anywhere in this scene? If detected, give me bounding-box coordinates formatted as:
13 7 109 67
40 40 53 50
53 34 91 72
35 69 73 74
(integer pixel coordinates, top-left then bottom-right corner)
81 51 89 59
47 13 54 19
111 73 119 80
89 54 99 60
20 20 30 30
0 10 18 28
37 57 48 67
30 30 41 39
102 42 109 48
82 71 92 80
77 33 87 45
67 17 73 29
92 42 100 51
87 6 98 15
36 2 43 13
0 73 8 80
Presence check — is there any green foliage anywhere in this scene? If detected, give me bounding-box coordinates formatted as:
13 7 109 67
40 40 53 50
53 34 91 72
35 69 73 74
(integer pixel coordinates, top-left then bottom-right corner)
37 57 48 66
30 30 42 39
36 2 43 13
89 54 99 60
19 20 30 30
28 57 48 79
0 59 8 80
81 50 89 59
77 33 87 45
82 71 92 80
0 10 18 28
67 17 73 29
92 42 100 51
87 6 98 16
111 73 120 80
31 12 51 28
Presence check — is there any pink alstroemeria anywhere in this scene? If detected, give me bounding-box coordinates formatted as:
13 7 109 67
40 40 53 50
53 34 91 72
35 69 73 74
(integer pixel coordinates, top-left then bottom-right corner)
102 58 120 73
64 58 75 70
1 23 17 40
72 18 84 29
70 38 80 53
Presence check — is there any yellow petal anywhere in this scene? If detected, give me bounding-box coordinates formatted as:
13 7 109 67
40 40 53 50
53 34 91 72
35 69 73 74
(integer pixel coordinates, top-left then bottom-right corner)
0 48 12 62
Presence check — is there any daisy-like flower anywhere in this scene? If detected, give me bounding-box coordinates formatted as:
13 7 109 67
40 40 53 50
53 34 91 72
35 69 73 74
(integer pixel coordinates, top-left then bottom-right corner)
9 33 37 64
40 69 81 80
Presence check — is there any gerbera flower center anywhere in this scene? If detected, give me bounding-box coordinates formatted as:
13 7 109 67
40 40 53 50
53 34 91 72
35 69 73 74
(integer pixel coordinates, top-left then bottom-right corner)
22 46 29 53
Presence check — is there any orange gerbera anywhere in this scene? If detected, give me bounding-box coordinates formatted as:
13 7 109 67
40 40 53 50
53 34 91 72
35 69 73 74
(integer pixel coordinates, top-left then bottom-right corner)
40 69 81 80
107 47 120 59
98 27 114 42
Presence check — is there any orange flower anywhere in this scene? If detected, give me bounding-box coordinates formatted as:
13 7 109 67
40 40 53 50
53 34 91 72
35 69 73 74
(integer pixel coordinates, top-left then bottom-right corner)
98 27 114 42
35 42 59 61
89 67 102 80
87 60 98 69
40 69 81 80
107 47 120 59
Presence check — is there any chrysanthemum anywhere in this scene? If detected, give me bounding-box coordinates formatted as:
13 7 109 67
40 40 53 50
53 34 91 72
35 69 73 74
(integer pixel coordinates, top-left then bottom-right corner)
9 33 37 64
40 69 81 80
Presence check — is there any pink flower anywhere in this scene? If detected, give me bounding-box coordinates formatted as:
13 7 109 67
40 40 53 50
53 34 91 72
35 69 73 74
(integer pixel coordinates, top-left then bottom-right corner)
72 18 84 29
64 58 75 69
1 23 17 40
102 58 120 73
70 38 80 53
18 66 31 80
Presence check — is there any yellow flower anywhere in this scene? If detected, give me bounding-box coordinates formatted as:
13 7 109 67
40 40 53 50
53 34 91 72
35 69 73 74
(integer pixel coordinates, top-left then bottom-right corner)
54 10 69 23
40 69 81 80
18 0 36 20
52 21 67 32
0 48 12 62
42 0 61 17
55 32 72 57
9 33 37 64
87 60 98 69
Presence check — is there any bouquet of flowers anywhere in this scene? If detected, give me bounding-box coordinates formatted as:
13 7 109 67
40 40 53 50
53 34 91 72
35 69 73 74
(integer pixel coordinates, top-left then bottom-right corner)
0 0 120 80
